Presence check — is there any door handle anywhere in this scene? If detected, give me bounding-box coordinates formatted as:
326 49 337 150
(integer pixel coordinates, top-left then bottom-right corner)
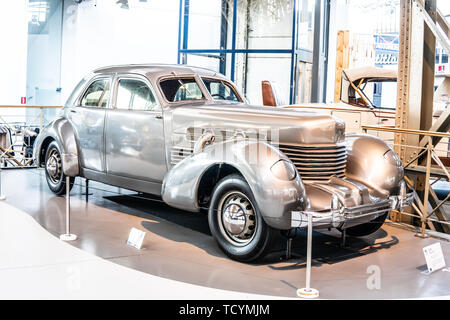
155 114 163 119
70 109 77 113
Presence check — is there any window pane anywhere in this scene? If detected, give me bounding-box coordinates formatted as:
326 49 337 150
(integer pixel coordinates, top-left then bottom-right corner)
242 0 295 50
160 78 204 102
202 78 240 101
81 79 110 108
26 0 63 125
187 0 222 49
116 79 158 111
116 82 132 108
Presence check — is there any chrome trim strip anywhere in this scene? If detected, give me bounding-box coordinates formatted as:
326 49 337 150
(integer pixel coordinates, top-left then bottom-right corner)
291 192 413 228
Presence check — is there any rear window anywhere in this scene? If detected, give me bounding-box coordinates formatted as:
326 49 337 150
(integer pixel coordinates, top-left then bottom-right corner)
159 77 205 102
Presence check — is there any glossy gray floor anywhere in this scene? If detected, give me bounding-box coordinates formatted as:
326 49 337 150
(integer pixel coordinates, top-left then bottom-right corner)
2 168 449 299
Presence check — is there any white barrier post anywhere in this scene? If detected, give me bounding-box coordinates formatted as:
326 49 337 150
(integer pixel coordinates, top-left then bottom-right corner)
0 168 5 201
60 176 77 241
297 212 319 298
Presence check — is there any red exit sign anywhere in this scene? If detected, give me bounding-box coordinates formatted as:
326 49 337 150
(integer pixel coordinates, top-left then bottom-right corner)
20 97 26 104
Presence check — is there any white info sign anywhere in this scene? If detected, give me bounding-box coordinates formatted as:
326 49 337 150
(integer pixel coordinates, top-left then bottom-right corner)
127 227 146 250
422 242 446 274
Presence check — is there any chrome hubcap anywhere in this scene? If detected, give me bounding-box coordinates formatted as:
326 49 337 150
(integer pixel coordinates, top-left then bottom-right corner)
218 191 257 246
46 156 58 176
223 203 246 235
46 149 62 184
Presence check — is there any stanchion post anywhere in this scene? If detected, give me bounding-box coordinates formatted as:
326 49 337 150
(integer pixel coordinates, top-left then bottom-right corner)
0 168 5 201
297 212 319 298
60 176 77 241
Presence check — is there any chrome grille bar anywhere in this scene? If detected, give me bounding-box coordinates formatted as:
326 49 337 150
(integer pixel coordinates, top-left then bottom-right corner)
279 144 347 181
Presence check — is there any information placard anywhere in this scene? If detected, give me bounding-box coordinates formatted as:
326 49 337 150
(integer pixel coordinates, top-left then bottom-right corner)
422 242 446 274
127 227 146 250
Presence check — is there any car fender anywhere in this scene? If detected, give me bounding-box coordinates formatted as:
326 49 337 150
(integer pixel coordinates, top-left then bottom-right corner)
34 117 79 177
344 133 404 197
161 138 307 230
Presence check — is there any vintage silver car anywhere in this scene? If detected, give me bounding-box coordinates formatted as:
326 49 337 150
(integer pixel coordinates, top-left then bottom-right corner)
34 64 413 262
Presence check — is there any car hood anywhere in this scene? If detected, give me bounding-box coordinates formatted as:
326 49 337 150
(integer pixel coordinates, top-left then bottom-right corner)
170 102 345 145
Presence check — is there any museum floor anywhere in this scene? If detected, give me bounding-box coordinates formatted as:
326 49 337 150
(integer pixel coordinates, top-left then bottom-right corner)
1 169 449 299
0 201 276 299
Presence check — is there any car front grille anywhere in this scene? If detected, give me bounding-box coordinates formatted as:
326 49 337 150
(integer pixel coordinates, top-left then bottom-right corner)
170 138 348 181
278 144 347 181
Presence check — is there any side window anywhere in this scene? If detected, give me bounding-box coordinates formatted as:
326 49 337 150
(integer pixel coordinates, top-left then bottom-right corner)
116 79 159 111
81 79 110 108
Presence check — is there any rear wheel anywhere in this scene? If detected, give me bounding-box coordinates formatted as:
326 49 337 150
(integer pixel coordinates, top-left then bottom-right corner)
208 174 276 262
45 141 74 195
343 213 388 237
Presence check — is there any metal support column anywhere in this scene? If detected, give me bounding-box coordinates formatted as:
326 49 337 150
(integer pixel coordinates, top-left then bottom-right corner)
289 0 298 104
395 0 436 163
178 0 190 65
229 0 238 82
311 0 330 103
395 0 425 163
219 0 229 75
420 0 437 133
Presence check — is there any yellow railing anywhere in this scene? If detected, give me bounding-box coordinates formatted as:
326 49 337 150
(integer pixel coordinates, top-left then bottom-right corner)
362 125 450 138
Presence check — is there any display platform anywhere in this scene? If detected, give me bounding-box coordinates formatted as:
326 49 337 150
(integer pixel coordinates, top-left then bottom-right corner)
1 169 449 299
0 201 281 299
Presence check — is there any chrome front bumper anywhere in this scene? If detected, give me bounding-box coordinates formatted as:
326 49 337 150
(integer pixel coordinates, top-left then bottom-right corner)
291 191 414 229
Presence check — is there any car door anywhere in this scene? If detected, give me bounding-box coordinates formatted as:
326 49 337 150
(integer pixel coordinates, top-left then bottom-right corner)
67 76 111 172
104 74 166 183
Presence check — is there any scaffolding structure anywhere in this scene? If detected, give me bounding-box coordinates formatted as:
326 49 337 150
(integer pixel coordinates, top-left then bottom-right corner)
0 105 59 168
177 0 330 104
363 125 449 234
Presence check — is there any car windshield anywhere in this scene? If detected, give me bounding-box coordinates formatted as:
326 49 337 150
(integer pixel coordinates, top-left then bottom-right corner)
202 78 240 102
348 79 397 109
159 77 205 102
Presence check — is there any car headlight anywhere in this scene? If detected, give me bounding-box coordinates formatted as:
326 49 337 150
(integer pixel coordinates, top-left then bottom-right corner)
335 117 346 142
383 148 402 167
270 159 297 181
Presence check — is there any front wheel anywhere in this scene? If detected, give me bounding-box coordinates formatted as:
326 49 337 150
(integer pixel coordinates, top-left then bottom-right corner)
44 141 74 195
208 174 276 262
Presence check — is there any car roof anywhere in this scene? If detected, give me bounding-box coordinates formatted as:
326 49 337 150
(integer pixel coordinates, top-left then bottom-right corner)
92 63 226 81
343 66 397 83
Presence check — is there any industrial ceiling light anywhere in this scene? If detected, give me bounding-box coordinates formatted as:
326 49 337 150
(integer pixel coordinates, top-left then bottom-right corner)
116 0 129 9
